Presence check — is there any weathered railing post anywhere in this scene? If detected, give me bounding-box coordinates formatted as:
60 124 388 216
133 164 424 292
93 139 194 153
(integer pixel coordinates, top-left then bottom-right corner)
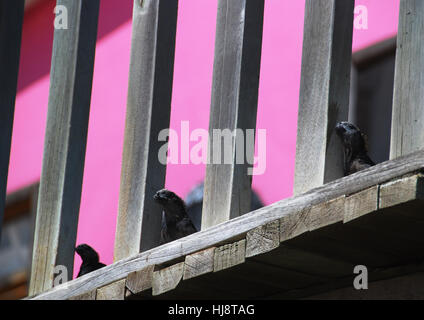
113 0 178 261
29 0 99 296
201 0 265 229
390 0 424 159
0 0 25 238
293 0 355 195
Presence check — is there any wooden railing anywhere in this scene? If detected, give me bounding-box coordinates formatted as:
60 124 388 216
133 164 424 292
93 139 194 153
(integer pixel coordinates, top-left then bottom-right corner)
294 0 424 195
1 0 423 298
294 0 354 195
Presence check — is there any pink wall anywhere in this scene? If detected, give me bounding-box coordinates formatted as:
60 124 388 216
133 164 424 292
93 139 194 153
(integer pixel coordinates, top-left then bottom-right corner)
7 0 399 277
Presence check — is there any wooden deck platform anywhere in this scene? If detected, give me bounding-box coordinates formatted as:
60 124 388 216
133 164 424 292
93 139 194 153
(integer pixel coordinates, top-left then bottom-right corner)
29 151 424 300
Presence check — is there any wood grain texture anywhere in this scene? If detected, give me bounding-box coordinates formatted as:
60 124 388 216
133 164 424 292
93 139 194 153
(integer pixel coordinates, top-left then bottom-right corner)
202 0 264 229
126 265 154 294
294 0 354 195
28 183 40 294
152 262 184 296
114 0 178 260
280 209 309 242
183 247 215 280
379 174 424 209
246 221 280 258
68 290 96 300
280 196 346 241
214 239 246 272
30 150 424 300
390 0 424 159
305 196 345 231
29 0 99 296
96 279 126 300
0 0 25 237
344 186 379 222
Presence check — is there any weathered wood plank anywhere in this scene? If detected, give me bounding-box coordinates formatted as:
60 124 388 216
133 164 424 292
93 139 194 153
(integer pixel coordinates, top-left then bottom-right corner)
152 262 184 296
29 0 100 296
30 150 424 300
305 196 345 231
280 209 309 242
183 247 215 280
344 186 379 222
202 0 265 229
379 174 424 209
246 220 280 258
68 290 96 300
28 183 39 288
96 279 126 300
0 0 25 237
280 196 345 241
293 0 355 195
126 265 154 295
390 0 424 158
114 0 178 260
214 239 246 272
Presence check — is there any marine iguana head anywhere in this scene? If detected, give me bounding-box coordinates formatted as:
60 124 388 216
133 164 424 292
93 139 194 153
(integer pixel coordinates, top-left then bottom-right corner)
154 189 187 224
75 244 100 264
335 121 369 157
335 121 374 175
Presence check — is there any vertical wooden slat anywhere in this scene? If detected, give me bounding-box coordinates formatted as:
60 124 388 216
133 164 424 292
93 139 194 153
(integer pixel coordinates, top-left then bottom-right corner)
201 0 264 229
390 0 424 159
293 0 354 195
0 0 25 237
113 0 178 260
29 0 99 295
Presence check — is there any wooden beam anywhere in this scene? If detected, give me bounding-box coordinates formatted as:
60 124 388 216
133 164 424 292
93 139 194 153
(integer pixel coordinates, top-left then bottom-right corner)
390 0 424 159
0 0 25 238
279 209 309 242
30 150 424 300
246 221 280 258
281 196 346 242
152 262 184 296
379 174 424 209
183 247 215 280
96 279 126 300
214 239 246 272
68 290 96 300
344 185 379 222
281 195 347 241
29 0 99 296
293 0 354 195
114 0 178 260
126 265 154 295
305 196 345 231
201 0 264 229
